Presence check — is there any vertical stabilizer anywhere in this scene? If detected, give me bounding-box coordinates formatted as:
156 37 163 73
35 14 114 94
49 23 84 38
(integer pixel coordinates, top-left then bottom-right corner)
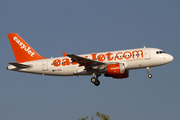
7 33 46 63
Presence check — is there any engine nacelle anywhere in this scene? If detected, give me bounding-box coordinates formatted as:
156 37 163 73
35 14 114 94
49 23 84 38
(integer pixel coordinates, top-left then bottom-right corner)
106 63 125 75
104 70 129 79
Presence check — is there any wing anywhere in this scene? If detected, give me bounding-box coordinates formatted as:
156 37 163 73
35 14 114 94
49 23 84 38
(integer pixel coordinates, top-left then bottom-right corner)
62 52 105 69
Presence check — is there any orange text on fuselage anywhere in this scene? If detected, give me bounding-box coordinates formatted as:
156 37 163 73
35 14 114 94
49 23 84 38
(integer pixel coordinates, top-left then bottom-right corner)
52 50 143 67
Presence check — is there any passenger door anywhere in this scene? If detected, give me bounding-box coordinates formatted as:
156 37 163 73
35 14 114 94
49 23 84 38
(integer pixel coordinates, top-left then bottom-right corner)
145 49 151 60
42 60 48 71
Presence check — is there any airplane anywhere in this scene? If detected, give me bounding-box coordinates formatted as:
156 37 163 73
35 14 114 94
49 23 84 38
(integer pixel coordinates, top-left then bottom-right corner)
7 33 173 86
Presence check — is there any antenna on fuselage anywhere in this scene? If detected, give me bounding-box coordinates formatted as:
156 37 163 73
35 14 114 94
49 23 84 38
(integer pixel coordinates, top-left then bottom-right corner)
143 46 146 48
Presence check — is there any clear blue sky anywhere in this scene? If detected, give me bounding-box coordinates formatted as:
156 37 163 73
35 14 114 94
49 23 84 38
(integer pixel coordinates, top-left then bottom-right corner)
1 0 179 120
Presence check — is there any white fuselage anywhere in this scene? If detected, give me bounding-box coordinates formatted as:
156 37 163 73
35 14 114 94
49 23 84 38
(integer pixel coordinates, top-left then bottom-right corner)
7 47 173 76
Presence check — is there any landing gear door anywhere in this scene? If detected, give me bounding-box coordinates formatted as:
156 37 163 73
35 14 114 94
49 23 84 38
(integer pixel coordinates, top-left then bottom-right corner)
42 60 48 71
145 49 151 60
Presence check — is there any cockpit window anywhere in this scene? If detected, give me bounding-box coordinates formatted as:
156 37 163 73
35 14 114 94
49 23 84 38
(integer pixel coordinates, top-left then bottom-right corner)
156 51 165 54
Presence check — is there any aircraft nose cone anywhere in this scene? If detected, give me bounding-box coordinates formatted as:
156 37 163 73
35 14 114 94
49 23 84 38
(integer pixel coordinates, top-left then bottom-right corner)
168 54 173 63
170 55 173 61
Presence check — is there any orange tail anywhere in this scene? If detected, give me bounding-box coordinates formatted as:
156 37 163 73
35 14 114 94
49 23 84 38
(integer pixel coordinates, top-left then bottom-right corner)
7 33 46 63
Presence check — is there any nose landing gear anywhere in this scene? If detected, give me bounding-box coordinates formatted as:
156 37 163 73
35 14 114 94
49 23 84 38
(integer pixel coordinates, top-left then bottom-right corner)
91 73 101 86
146 67 152 78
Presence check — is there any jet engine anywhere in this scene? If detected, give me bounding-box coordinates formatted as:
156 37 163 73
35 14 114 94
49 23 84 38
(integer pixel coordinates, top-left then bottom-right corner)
103 63 129 79
106 63 125 74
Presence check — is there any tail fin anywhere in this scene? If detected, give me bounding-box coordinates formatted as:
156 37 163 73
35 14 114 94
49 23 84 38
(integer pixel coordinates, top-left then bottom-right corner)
7 33 46 63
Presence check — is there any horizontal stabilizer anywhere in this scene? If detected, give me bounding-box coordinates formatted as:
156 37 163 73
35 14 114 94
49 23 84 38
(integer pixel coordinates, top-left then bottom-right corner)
8 62 31 68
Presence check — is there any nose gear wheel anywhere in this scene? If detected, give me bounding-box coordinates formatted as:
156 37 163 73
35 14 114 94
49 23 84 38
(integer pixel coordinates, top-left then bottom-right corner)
147 67 152 78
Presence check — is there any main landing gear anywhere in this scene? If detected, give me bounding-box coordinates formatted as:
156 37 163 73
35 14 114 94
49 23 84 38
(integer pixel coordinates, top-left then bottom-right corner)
91 73 101 86
146 67 152 78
